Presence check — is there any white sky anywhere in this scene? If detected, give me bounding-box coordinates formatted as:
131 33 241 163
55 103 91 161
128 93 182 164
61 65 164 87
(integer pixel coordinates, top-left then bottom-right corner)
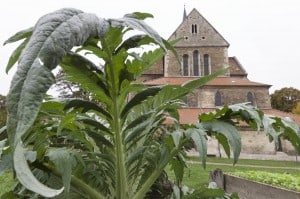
1 0 300 95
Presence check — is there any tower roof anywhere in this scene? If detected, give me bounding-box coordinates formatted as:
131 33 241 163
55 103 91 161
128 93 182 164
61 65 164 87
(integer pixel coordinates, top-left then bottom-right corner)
183 5 187 22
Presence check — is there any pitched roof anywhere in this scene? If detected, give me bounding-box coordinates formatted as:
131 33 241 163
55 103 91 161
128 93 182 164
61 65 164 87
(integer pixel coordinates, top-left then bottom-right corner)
229 56 248 77
144 76 271 87
263 109 300 126
168 8 229 47
167 108 300 126
142 59 164 75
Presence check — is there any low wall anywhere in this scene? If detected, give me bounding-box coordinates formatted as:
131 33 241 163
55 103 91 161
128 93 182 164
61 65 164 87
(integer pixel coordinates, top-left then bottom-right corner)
210 169 300 199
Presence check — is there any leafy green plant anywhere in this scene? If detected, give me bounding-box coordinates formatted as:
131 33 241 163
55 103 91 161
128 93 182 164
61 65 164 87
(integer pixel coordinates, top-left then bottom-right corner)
231 171 300 192
0 171 16 197
1 7 300 199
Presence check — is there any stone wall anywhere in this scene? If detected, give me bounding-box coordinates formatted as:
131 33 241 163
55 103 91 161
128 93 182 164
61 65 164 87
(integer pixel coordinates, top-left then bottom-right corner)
187 87 271 109
207 130 283 156
164 47 228 77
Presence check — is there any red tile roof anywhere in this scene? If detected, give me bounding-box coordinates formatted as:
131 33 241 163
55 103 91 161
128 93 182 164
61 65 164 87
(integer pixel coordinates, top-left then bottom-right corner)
145 76 271 87
166 108 300 126
263 109 300 126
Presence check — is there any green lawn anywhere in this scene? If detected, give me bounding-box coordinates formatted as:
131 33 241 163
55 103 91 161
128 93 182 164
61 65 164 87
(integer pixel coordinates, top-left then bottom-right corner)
1 157 299 197
188 156 300 168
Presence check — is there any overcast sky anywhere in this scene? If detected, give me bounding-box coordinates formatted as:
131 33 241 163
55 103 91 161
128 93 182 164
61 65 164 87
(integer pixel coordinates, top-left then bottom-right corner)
1 0 300 95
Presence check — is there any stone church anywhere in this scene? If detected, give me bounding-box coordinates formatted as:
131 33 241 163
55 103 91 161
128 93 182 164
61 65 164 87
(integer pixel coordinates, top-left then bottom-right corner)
142 8 300 157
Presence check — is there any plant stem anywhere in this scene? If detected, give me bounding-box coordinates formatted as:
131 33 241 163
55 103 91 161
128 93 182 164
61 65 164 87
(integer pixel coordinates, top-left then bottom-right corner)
133 147 181 199
101 38 128 198
44 163 106 199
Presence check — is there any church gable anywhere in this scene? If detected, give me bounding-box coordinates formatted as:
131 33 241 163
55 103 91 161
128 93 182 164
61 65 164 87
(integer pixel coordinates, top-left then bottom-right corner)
229 56 248 77
169 8 229 47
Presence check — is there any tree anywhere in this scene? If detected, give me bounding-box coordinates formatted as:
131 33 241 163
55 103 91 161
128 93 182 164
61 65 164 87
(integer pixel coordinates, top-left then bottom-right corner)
54 69 98 102
292 101 300 115
1 8 300 199
271 87 300 112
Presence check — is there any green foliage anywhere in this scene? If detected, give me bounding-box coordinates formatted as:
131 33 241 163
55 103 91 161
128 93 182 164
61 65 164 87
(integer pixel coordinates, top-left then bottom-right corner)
292 101 300 115
0 95 6 130
0 171 15 197
232 171 300 192
182 183 239 199
271 87 300 112
1 7 300 199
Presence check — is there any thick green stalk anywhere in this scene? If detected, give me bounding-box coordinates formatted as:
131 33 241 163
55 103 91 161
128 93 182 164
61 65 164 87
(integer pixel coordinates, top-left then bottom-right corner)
132 169 162 199
70 175 106 199
44 163 106 199
101 39 128 198
133 147 181 199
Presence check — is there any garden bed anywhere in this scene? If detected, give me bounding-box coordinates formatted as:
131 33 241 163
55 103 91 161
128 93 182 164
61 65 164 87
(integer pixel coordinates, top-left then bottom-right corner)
231 170 300 192
210 169 300 199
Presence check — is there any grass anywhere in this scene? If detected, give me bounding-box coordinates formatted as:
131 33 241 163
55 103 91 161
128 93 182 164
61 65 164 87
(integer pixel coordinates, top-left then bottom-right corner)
1 157 299 196
188 156 300 168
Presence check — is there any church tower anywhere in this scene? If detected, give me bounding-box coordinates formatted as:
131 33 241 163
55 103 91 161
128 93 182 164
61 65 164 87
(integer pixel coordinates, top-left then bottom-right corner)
165 8 230 77
142 7 300 156
144 7 271 110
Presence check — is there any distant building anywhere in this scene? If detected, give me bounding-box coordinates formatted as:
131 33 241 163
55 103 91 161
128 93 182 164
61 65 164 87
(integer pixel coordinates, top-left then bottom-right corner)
142 8 300 157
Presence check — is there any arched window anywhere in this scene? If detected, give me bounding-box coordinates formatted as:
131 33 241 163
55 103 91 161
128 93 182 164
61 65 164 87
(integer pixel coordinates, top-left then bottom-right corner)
183 54 189 76
193 50 199 76
204 54 210 75
247 92 254 105
192 24 197 34
215 91 222 106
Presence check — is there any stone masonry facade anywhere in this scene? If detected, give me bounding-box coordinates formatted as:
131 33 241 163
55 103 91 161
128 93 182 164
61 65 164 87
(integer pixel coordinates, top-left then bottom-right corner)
142 8 297 156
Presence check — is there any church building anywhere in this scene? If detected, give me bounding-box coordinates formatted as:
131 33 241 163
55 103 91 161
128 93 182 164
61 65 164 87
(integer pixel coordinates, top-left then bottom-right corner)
142 8 299 157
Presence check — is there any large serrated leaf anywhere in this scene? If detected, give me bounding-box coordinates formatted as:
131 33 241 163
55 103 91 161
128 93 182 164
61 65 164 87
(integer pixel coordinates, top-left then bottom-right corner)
60 53 111 104
14 142 64 197
124 111 154 132
202 121 241 164
121 86 162 118
262 116 280 149
124 12 153 20
270 116 300 153
183 67 228 90
3 27 33 45
6 38 30 73
6 8 109 197
109 16 166 51
64 99 111 119
46 148 77 198
186 126 208 168
229 103 263 130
